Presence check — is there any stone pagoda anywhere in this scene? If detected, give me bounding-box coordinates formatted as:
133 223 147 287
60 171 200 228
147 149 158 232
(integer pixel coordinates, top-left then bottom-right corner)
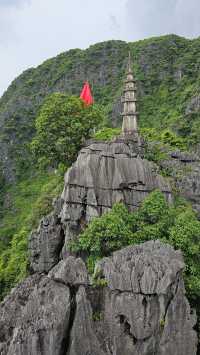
121 52 138 135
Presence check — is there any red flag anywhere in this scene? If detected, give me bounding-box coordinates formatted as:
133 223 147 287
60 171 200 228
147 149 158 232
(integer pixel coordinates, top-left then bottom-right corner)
80 81 93 106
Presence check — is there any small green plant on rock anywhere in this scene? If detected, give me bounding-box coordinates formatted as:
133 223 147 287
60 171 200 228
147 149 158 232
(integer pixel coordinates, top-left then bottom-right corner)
160 318 165 328
92 311 103 322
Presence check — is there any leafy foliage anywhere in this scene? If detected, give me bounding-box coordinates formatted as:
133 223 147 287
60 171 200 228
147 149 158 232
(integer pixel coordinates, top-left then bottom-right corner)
141 127 187 151
72 190 200 300
93 127 121 141
31 94 104 168
0 171 63 299
71 203 134 273
1 35 200 186
169 210 200 298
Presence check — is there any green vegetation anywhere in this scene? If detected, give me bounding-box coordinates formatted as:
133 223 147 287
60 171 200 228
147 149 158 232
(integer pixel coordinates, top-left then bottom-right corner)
0 171 63 299
140 127 187 151
0 34 200 311
31 94 104 168
131 35 200 147
140 127 188 169
72 190 200 300
93 127 121 141
92 277 108 288
160 318 165 329
92 311 103 322
1 35 200 185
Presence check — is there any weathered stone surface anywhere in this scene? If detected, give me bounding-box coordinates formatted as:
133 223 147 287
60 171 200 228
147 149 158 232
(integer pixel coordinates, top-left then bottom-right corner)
49 256 89 286
60 140 172 253
0 241 197 355
0 272 71 354
0 274 41 355
29 205 64 273
29 138 172 274
157 148 200 216
94 241 197 355
8 137 198 354
96 240 184 293
68 286 105 355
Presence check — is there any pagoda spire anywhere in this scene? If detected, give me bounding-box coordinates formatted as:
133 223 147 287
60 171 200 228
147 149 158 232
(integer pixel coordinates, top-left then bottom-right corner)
121 52 138 135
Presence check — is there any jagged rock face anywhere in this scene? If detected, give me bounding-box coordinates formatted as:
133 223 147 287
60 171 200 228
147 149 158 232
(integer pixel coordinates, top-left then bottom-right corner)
29 203 65 273
29 139 172 273
10 139 196 354
0 241 197 355
96 242 197 355
59 139 172 254
157 149 200 216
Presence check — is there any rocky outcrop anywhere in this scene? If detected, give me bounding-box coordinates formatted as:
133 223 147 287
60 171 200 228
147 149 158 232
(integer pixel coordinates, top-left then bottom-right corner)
0 241 197 355
157 148 200 216
60 139 172 256
29 200 65 273
29 138 172 273
95 241 197 355
1 136 198 354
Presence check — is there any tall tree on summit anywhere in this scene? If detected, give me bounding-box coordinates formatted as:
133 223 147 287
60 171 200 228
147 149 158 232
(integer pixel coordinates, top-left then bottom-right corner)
31 93 103 169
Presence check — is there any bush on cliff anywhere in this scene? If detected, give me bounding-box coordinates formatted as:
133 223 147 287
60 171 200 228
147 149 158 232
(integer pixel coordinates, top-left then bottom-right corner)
72 190 200 299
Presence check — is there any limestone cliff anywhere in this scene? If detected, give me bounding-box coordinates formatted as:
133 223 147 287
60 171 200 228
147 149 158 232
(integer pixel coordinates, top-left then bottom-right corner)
0 242 197 355
29 137 171 273
0 137 197 354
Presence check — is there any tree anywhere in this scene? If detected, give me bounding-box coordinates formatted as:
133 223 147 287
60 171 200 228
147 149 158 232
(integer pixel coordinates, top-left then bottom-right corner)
169 209 200 299
31 93 104 168
72 189 200 301
71 203 135 272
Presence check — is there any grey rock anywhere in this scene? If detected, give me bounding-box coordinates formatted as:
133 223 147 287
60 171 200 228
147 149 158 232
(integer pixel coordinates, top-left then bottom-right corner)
48 256 89 286
94 241 197 355
0 272 72 355
29 138 172 274
156 148 200 216
60 140 172 253
68 286 105 355
170 150 198 162
29 210 64 273
0 241 197 355
0 274 41 354
96 240 184 293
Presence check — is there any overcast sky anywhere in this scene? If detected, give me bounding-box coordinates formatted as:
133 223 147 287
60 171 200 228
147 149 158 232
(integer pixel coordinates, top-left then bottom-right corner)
0 0 200 96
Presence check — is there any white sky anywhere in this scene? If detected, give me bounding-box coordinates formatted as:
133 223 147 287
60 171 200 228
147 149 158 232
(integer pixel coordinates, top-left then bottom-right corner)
0 0 200 96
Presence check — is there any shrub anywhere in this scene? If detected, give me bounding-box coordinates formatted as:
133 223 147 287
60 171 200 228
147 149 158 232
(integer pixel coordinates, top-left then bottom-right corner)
93 127 121 141
72 190 200 302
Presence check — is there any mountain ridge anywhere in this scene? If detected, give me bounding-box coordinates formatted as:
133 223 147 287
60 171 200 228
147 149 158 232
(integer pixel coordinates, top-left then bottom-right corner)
0 34 200 183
